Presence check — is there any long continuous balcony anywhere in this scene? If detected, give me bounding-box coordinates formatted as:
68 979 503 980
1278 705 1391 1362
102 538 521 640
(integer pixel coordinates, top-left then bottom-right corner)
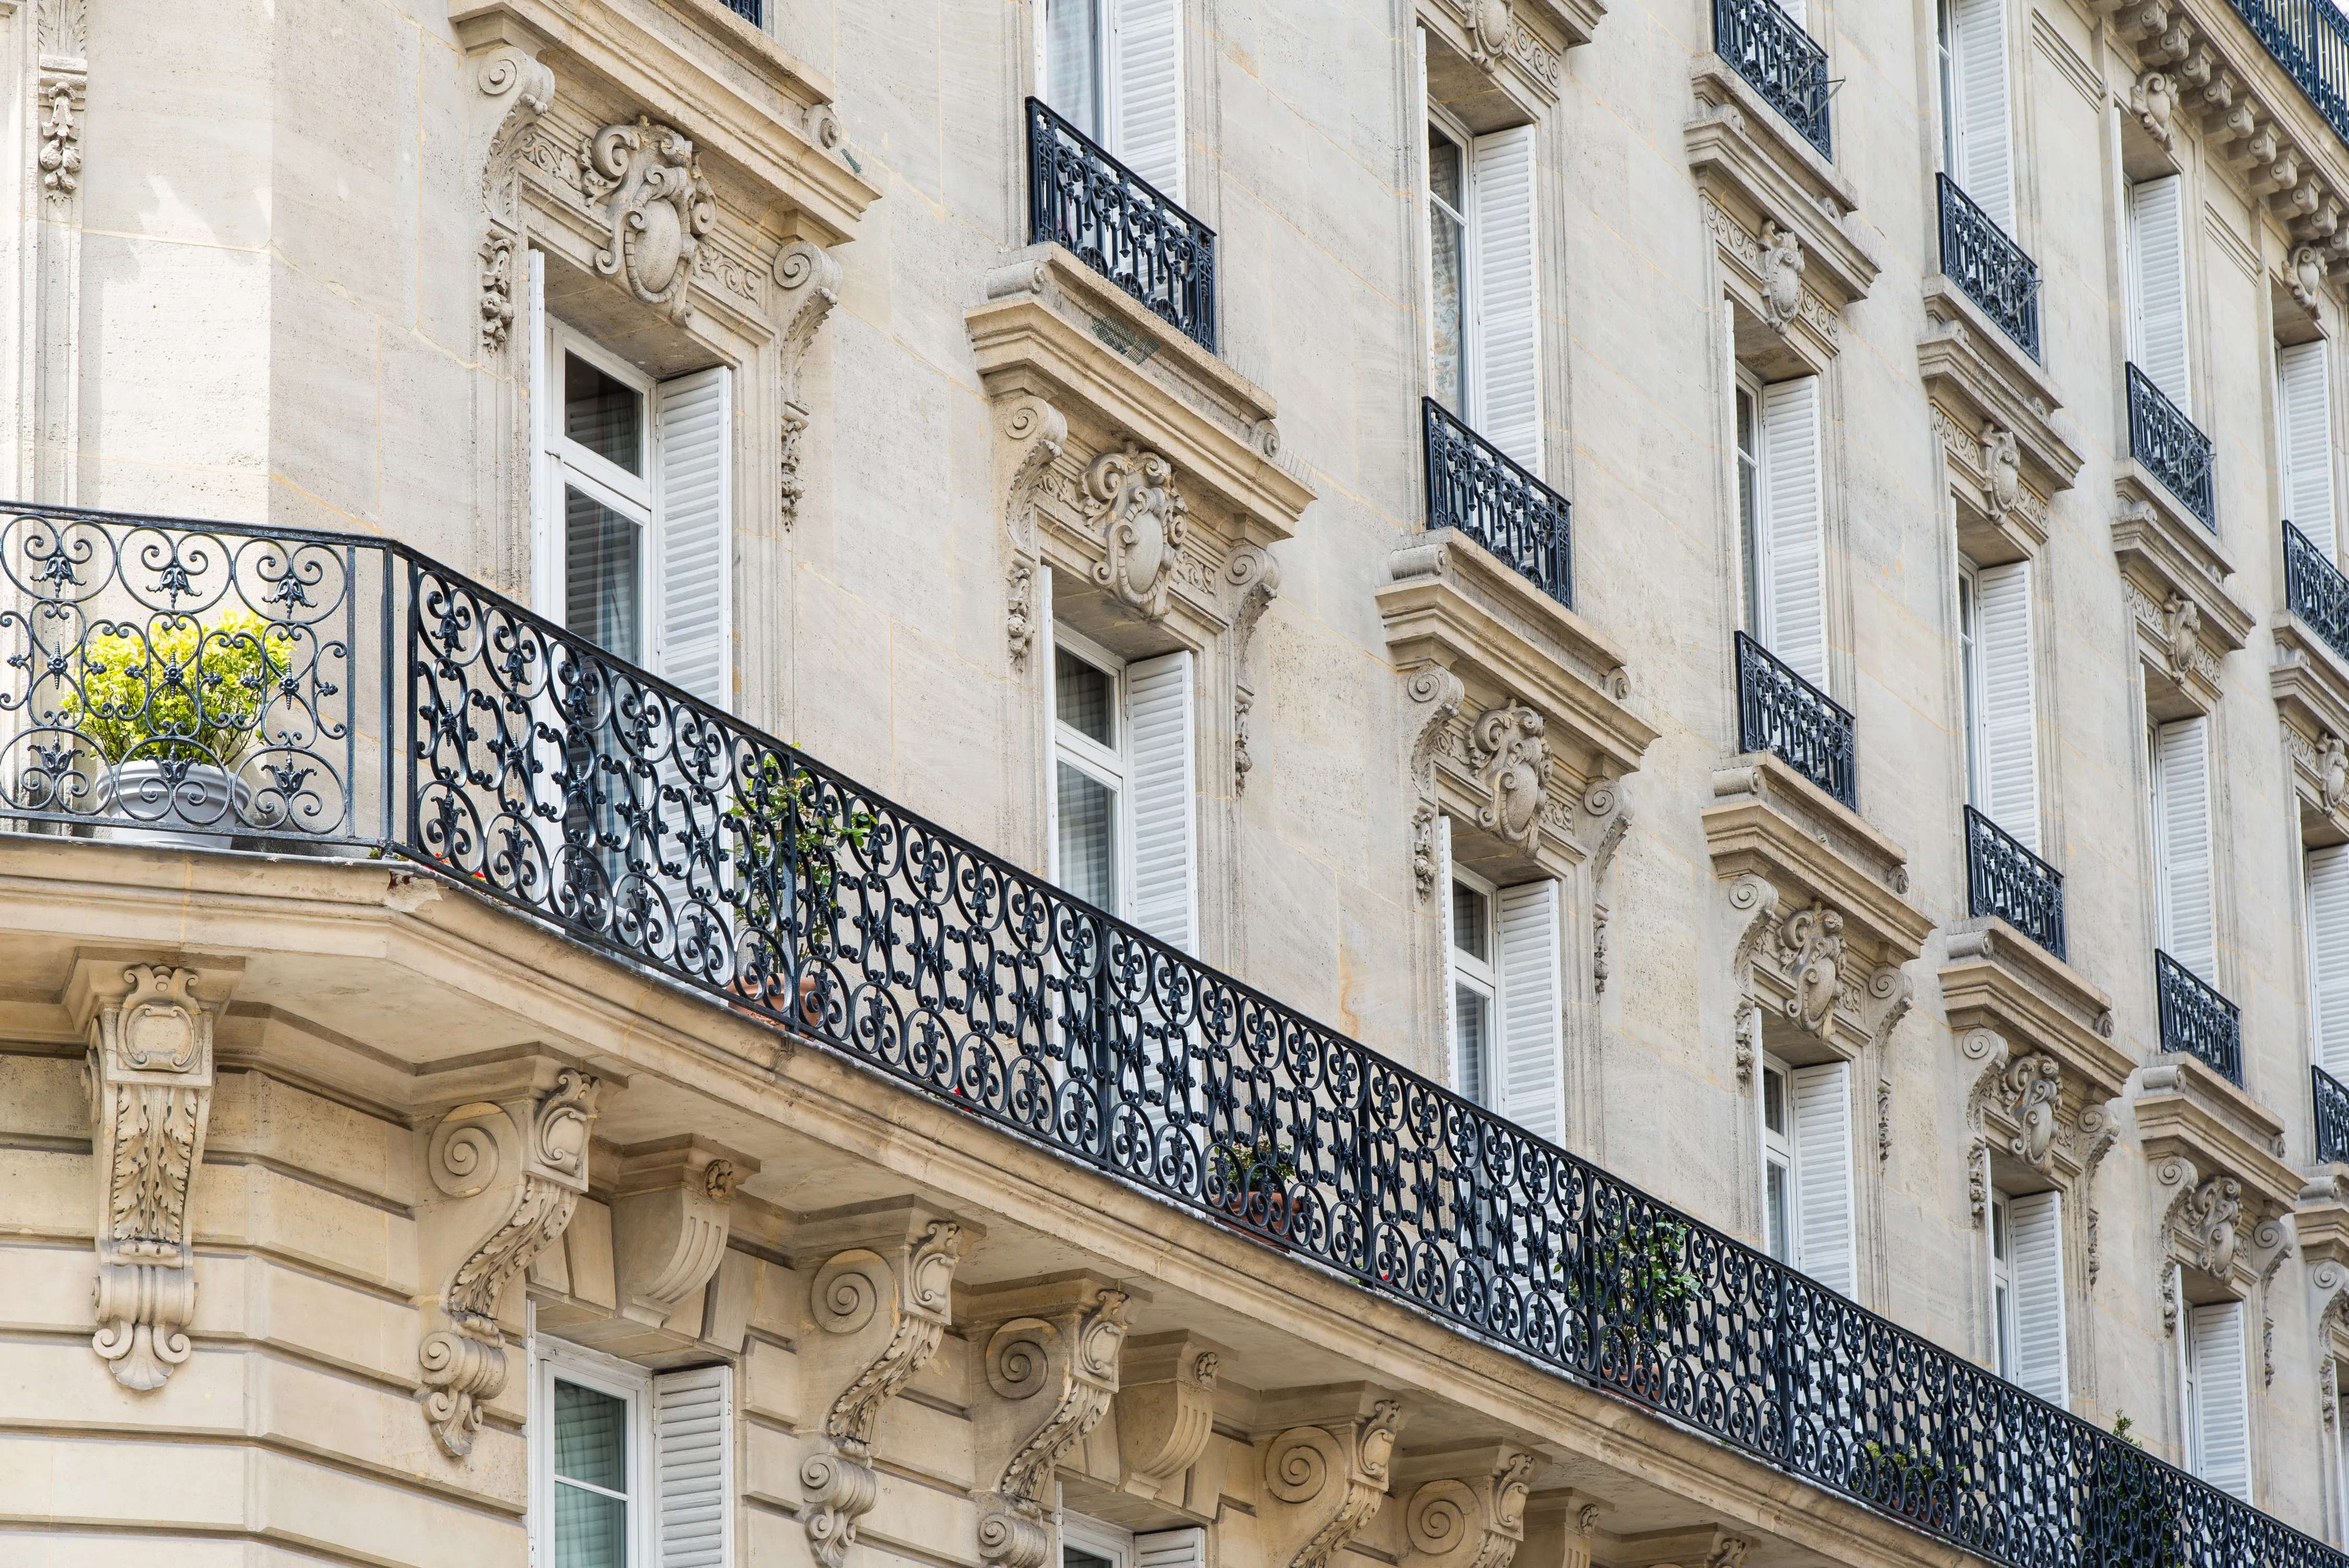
1421 398 1573 607
2285 519 2349 662
2319 1064 2349 1166
1734 631 1856 807
2231 0 2349 147
1026 96 1216 351
1964 806 2066 959
1937 174 2041 362
2156 950 2245 1086
1712 0 1832 158
2 502 2345 1568
2126 363 2216 531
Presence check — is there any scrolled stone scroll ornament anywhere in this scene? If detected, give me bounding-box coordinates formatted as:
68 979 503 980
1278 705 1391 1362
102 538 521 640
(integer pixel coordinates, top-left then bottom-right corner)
1467 703 1549 852
1757 220 1805 333
1777 902 1845 1038
978 1291 1134 1568
2000 1052 2062 1170
1265 1401 1404 1568
582 117 715 323
86 966 218 1390
1086 443 1190 620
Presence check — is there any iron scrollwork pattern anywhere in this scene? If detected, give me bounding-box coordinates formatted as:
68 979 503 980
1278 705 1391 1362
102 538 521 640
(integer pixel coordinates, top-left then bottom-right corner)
2155 949 2243 1087
2127 362 2216 531
3 503 2347 1568
2285 520 2349 664
2227 0 2349 146
1026 97 1216 352
1422 399 1573 608
1937 174 2040 363
2317 1064 2349 1167
1712 0 1832 158
1963 806 2065 960
1735 632 1856 807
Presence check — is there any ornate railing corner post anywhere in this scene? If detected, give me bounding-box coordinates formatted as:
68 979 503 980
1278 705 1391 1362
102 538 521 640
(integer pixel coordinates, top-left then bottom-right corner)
1421 399 1574 607
1712 0 1832 157
2126 363 2216 530
1734 633 1857 806
1936 173 2041 363
2154 951 2243 1087
2316 1065 2349 1167
1962 806 2066 959
1024 97 1217 351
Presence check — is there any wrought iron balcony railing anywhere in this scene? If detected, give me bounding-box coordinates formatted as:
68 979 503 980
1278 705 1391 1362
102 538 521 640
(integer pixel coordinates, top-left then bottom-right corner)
1937 174 2042 363
1964 806 2066 960
1712 0 1832 159
1421 399 1572 607
2285 519 2349 664
2 502 2345 1568
2318 1065 2349 1167
1026 96 1216 352
2156 950 2245 1086
2228 0 2349 155
1735 631 1856 807
2126 362 2216 531
716 0 762 23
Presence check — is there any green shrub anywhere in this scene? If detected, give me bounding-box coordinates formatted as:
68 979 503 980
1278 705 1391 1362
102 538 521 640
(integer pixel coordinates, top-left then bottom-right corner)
70 613 293 766
725 755 874 948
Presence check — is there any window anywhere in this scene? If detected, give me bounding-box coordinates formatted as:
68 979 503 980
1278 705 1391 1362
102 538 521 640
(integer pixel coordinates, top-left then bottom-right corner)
2281 338 2338 553
1938 0 2013 229
1049 631 1197 948
1760 1055 1855 1293
2308 847 2349 1082
1989 1191 2017 1374
2184 1300 2252 1499
1434 816 1566 1140
2127 176 2192 413
1037 0 1185 199
2150 716 2215 980
1730 361 1826 687
1428 124 1469 417
1449 870 1498 1109
533 272 735 707
1992 1189 2068 1405
1061 1515 1204 1568
532 1340 735 1568
1958 560 2038 848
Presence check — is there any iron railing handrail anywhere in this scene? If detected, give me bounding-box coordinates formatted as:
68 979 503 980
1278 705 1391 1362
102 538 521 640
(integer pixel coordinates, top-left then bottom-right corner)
2317 1063 2349 1167
2284 519 2349 666
1935 173 2043 363
2126 362 2217 531
1420 398 1574 608
2154 949 2246 1086
1734 631 1857 808
1 500 2343 1568
2228 0 2349 156
1025 95 1216 352
713 0 762 23
1712 0 1832 158
1963 805 2066 960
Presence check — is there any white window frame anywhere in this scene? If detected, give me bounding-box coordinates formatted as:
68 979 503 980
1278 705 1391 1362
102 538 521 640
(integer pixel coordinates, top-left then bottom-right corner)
1449 865 1501 1109
1425 98 1480 423
1050 628 1134 916
541 321 658 644
1060 1511 1135 1568
1935 0 1960 176
1958 563 1985 808
1734 364 1767 638
1038 0 1114 137
1761 1055 1794 1264
533 1336 656 1568
1988 1189 2018 1379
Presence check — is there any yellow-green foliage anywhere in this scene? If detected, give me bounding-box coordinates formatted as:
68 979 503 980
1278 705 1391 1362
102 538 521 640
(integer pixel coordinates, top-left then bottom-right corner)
71 612 293 765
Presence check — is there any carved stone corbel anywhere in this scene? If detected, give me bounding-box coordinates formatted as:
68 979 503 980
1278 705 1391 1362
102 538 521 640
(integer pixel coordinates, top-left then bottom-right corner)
610 1137 755 1328
78 964 231 1390
1407 668 1468 797
1725 874 1781 1083
580 116 715 323
973 1287 1135 1568
1260 1393 1408 1568
1586 779 1628 993
2252 1216 2294 1386
775 240 843 529
1113 1332 1224 1499
416 1064 601 1456
1400 1448 1538 1568
1229 544 1282 794
475 50 555 355
995 396 1067 669
797 1205 974 1568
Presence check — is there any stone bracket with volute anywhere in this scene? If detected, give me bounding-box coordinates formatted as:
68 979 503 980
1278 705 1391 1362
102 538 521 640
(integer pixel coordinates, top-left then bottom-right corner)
609 1135 758 1329
1398 1445 1540 1568
1257 1388 1409 1568
966 1277 1139 1568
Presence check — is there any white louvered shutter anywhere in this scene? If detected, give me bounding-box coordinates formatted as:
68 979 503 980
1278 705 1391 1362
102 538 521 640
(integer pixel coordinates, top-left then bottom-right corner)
2309 847 2349 1079
1952 0 2012 230
1789 1061 1856 1297
1125 650 1197 950
2007 1191 2068 1408
1776 0 1807 24
1135 1528 1206 1568
2188 1301 2252 1500
1494 880 1565 1145
655 367 733 707
2129 176 2192 411
2281 339 2338 554
2154 718 2215 981
1975 562 2038 851
1760 377 1828 687
1470 125 1543 474
653 1365 734 1568
1112 0 1184 199
1437 815 1460 1074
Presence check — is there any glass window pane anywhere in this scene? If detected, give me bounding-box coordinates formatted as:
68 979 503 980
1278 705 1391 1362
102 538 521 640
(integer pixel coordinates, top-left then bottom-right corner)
1764 1160 1790 1262
565 353 644 476
565 488 643 661
1055 648 1115 747
1046 0 1104 140
553 1482 629 1568
1428 128 1468 415
1959 575 1982 805
1735 387 1762 635
1450 881 1489 962
1057 762 1118 909
1065 1550 1114 1568
1994 1278 2015 1377
554 1379 627 1490
1454 984 1492 1107
1762 1064 1787 1136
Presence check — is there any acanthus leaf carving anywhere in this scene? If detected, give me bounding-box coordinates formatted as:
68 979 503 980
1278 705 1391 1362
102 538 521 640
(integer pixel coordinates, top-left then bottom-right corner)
1085 443 1190 620
977 1290 1134 1568
1262 1400 1407 1568
774 240 843 528
582 117 715 323
1401 1451 1537 1568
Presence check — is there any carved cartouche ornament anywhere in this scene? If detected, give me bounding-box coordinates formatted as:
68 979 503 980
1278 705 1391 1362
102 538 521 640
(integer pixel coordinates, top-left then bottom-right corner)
1468 703 1549 851
582 116 715 323
2000 1052 2062 1169
2179 1174 2244 1278
1981 422 2022 517
1085 443 1190 620
1758 220 1805 332
2321 732 2348 812
1778 902 1845 1037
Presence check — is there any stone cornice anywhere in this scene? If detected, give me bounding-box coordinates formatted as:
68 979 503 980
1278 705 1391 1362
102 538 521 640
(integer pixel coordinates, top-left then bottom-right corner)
1917 275 2083 500
1686 58 1878 305
1939 922 2131 1106
2111 488 2253 708
2135 1056 2302 1218
1703 757 1932 965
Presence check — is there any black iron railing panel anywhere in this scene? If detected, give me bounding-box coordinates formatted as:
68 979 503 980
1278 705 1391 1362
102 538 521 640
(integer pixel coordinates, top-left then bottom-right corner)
2156 950 2244 1086
1735 632 1856 807
2126 363 2216 531
2228 0 2349 152
716 0 762 23
1964 806 2066 960
2319 1065 2349 1167
1937 174 2041 363
1422 399 1573 607
4 499 2346 1568
1026 97 1216 352
1712 0 1832 158
2285 520 2349 666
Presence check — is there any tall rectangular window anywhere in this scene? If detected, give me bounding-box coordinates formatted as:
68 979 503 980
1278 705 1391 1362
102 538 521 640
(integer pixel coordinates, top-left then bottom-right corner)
2281 337 2338 554
1733 367 1827 688
1760 1055 1855 1293
1449 869 1498 1109
533 1343 736 1568
2007 1190 2068 1406
1436 822 1565 1138
1941 0 2013 229
1419 62 1541 474
2128 175 2192 413
2309 847 2349 1085
1761 1060 1793 1263
1038 0 1184 197
2185 1300 2252 1499
1427 123 1469 417
1989 1192 2018 1376
2151 716 2215 980
1961 560 2038 849
1050 631 1197 948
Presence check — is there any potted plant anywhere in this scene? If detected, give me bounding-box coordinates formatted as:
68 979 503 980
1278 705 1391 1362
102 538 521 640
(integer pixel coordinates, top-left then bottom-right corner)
1208 1134 1300 1235
725 754 874 1029
1567 1214 1701 1383
2080 1415 2186 1568
72 612 292 848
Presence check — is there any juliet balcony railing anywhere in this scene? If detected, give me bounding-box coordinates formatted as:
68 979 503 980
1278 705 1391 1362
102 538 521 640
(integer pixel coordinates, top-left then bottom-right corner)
1421 399 1573 608
716 0 762 23
2156 950 2245 1087
2285 519 2349 663
1712 0 1832 159
1026 96 1216 352
2318 1065 2349 1166
1735 631 1856 807
1964 806 2066 960
3 502 2346 1568
2126 363 2216 532
1937 174 2042 363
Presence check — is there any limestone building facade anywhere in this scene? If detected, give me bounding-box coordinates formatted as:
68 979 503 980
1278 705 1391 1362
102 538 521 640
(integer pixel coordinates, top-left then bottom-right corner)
10 0 2349 1565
